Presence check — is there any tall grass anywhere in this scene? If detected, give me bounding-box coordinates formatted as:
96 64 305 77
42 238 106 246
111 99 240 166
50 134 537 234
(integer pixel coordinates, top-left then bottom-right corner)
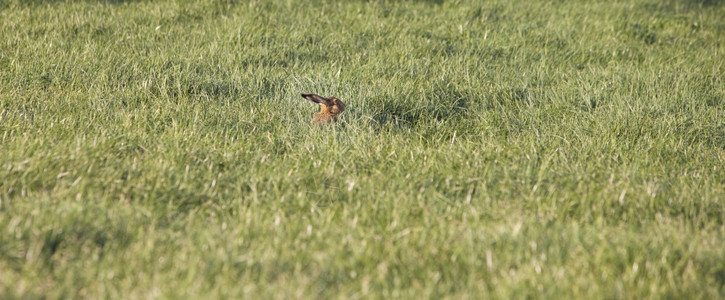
1 0 724 298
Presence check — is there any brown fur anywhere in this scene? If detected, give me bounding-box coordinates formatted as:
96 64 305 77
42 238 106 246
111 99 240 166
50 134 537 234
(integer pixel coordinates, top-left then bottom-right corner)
301 93 346 125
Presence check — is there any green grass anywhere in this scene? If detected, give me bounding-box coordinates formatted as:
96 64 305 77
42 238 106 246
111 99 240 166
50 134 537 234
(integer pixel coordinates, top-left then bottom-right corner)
1 0 724 298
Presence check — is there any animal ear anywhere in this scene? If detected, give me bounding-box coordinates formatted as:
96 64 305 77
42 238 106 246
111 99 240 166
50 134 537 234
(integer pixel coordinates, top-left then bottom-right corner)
301 93 333 106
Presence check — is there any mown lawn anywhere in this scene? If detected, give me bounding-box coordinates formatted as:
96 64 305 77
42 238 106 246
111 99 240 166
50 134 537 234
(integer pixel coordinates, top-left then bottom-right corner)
1 0 724 298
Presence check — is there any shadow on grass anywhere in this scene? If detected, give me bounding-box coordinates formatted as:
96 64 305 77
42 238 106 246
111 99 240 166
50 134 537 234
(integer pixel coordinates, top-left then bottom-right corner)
367 86 469 129
687 0 724 6
39 214 133 261
638 0 724 13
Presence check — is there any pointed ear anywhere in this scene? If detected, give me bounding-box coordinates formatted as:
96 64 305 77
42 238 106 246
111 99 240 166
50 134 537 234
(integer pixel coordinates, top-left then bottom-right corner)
301 93 333 106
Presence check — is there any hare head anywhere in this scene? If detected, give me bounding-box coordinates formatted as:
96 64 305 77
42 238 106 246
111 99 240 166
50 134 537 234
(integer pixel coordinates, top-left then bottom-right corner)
301 93 346 125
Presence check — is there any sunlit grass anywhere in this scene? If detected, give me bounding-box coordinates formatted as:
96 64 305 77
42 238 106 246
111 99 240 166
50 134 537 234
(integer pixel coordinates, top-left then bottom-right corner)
1 0 724 298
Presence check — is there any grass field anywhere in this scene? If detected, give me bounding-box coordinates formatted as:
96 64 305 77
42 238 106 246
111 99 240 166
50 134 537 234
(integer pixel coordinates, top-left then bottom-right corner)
1 0 724 298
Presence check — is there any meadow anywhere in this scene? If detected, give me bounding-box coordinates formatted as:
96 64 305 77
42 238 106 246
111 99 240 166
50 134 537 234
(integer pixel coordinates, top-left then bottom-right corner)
1 0 724 298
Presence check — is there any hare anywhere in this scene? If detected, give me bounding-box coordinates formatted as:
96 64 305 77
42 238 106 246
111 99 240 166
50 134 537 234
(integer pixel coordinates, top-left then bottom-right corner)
301 93 346 125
